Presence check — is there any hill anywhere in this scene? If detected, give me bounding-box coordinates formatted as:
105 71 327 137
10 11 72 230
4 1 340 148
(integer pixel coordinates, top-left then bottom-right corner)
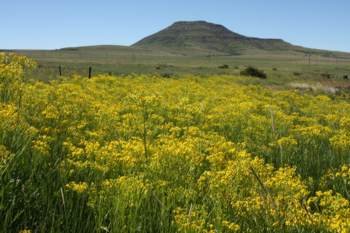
132 21 297 55
132 21 350 58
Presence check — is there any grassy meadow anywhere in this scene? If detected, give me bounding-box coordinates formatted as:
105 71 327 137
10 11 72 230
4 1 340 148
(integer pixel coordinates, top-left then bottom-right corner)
7 45 350 87
1 53 350 233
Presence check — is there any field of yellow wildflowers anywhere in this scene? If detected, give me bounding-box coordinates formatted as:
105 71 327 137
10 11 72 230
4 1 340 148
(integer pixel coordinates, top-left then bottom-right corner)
1 53 350 233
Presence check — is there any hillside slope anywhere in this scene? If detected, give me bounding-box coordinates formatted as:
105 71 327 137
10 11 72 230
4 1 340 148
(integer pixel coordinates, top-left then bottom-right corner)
132 21 350 58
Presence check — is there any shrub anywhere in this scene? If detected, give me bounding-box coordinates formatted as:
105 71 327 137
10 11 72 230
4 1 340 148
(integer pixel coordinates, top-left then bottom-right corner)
218 64 229 69
293 72 302 76
155 64 174 70
321 73 331 79
161 72 174 78
343 75 349 80
240 66 267 79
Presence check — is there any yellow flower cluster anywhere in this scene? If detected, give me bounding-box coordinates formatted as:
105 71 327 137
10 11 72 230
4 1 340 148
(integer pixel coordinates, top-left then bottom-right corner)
0 53 36 101
308 191 350 233
0 144 11 166
18 229 32 233
32 135 51 156
2 54 350 232
65 181 89 193
173 207 209 233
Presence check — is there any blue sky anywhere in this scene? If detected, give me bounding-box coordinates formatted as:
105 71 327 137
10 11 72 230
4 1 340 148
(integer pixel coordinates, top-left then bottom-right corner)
2 0 349 51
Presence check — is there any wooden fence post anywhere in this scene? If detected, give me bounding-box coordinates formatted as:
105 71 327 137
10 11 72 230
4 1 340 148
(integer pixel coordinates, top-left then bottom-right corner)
59 65 62 76
88 66 92 79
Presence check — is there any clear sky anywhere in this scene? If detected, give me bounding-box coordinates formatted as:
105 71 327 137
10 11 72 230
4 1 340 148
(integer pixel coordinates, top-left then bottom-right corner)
2 0 349 52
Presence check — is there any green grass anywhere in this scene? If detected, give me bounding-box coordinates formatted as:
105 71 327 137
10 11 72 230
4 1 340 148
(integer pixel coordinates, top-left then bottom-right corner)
20 50 350 90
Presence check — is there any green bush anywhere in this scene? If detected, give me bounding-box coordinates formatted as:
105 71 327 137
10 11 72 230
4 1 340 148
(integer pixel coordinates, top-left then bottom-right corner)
240 66 267 79
218 64 229 69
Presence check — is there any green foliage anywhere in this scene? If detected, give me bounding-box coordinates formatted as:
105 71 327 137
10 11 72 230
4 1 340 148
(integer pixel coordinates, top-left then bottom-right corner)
218 64 229 69
240 66 267 79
